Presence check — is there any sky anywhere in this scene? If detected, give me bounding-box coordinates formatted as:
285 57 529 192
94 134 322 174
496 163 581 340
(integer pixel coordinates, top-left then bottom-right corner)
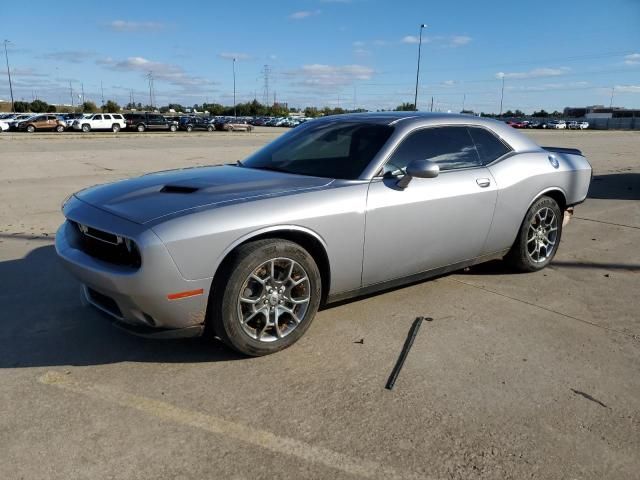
1 0 639 113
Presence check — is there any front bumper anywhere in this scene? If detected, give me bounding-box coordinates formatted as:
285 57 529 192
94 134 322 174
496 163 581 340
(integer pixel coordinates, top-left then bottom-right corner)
56 197 211 338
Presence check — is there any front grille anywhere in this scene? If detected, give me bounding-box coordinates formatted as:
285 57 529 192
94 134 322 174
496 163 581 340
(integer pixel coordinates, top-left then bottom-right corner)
87 288 122 318
70 221 141 268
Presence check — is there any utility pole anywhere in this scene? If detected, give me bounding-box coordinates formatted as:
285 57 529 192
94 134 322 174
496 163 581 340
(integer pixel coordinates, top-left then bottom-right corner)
413 24 427 111
232 58 237 117
147 72 154 109
499 75 505 116
101 81 105 107
69 81 74 109
3 40 15 112
81 83 85 105
430 96 434 112
609 87 615 108
462 93 466 112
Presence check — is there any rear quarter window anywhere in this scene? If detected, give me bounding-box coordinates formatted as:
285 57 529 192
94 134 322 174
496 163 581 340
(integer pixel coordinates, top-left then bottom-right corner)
467 127 512 165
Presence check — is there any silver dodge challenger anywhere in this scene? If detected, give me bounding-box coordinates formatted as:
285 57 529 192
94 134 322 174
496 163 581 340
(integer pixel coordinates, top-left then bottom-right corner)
56 113 592 355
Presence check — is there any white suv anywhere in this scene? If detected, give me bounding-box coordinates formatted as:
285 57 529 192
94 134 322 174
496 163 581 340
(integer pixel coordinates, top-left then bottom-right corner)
73 113 126 132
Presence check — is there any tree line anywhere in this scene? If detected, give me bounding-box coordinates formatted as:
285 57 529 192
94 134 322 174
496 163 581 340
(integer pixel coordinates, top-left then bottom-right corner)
3 98 566 118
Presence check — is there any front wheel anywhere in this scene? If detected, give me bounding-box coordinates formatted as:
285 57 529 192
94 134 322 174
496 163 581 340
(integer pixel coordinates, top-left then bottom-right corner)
82 124 90 133
137 124 146 132
112 124 120 133
26 125 35 133
169 124 177 132
209 239 322 356
56 125 64 132
505 196 563 272
207 125 213 132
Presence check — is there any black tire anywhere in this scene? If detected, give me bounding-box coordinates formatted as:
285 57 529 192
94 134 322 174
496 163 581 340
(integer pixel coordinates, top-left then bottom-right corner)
169 124 177 132
137 124 146 132
207 125 213 132
208 239 322 356
56 125 64 132
505 196 563 272
26 125 35 133
112 124 120 133
186 125 193 132
82 124 90 133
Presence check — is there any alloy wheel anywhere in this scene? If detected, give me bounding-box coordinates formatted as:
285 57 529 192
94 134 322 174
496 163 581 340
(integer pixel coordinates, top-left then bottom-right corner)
526 207 558 263
237 257 311 342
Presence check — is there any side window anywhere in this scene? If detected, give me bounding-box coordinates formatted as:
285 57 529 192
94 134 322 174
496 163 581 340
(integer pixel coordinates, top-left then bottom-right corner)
467 127 511 165
113 114 122 119
149 114 163 122
386 126 481 173
103 114 112 120
94 115 103 120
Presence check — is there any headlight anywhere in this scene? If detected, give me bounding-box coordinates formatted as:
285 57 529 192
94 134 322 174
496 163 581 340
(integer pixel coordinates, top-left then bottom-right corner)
61 193 73 212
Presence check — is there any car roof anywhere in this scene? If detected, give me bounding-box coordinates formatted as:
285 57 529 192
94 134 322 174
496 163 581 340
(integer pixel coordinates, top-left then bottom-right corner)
312 112 541 153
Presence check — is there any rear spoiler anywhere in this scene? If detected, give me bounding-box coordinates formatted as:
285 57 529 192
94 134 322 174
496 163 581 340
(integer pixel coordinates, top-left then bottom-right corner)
542 146 583 156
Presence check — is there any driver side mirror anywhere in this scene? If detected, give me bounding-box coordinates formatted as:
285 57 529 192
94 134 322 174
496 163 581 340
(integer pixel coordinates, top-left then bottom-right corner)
397 159 439 189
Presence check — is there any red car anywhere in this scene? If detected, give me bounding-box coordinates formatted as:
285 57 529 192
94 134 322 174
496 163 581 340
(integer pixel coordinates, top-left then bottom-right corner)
506 120 528 129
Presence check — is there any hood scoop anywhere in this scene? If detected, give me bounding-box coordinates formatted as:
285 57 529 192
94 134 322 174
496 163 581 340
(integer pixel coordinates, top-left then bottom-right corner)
160 185 200 194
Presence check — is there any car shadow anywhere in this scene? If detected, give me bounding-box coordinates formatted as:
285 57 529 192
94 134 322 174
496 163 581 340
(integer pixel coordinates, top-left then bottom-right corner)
0 244 244 369
588 173 639 201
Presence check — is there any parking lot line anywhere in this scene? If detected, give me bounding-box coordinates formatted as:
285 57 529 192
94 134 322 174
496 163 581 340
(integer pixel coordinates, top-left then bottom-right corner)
38 371 428 480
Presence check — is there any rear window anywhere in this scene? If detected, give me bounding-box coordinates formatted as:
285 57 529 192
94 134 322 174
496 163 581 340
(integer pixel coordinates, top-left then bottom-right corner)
112 114 123 119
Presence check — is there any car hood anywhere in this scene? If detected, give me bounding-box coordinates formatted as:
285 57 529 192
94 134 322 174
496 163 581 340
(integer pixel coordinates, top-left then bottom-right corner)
75 165 333 225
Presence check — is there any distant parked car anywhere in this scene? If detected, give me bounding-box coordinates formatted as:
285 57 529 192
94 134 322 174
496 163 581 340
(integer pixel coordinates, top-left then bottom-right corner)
179 116 214 132
222 119 253 132
506 120 527 129
0 119 9 132
6 114 35 130
18 114 66 133
568 121 589 130
124 113 178 132
547 120 567 129
73 113 126 132
62 113 85 129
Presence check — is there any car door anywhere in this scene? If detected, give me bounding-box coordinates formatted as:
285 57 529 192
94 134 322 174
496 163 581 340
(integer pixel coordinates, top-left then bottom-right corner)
34 116 48 129
148 114 163 130
362 126 498 286
91 114 103 129
102 114 112 129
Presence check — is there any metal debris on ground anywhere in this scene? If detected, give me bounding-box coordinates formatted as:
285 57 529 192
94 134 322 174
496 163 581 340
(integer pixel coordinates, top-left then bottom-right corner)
385 316 431 390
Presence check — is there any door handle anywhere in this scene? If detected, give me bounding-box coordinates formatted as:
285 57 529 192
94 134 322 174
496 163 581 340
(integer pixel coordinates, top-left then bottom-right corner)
476 178 491 188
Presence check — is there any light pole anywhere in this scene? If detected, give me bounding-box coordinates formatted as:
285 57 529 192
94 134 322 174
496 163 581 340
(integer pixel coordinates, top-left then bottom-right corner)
413 24 427 111
233 57 237 117
499 74 505 116
4 40 15 113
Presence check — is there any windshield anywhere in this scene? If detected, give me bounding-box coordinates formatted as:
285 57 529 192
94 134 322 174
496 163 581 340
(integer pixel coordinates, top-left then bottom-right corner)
242 120 394 179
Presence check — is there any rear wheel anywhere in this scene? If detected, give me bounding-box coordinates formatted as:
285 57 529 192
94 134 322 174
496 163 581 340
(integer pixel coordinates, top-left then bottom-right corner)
209 239 321 356
207 125 214 132
56 125 64 132
26 125 35 133
505 196 562 272
169 124 177 132
112 124 120 133
137 124 146 132
186 125 193 132
82 124 90 133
